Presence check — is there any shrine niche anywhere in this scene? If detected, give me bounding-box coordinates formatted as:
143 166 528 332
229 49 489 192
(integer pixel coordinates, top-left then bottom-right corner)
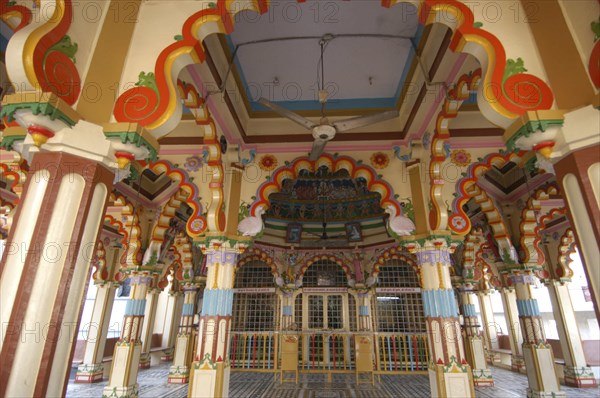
250 155 399 248
266 166 385 223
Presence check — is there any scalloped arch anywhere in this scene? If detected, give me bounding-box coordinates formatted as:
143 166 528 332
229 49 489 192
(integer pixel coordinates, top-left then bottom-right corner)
249 153 400 216
556 228 576 281
236 247 278 277
430 69 481 231
450 151 523 239
112 0 553 138
518 184 560 266
149 160 207 237
372 247 419 280
298 254 353 282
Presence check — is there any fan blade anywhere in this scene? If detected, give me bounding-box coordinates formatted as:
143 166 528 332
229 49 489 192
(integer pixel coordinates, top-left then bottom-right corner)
257 98 317 130
332 110 399 132
309 139 328 161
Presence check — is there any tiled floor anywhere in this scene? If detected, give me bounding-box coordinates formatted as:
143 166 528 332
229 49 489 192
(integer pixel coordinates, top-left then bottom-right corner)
67 363 600 397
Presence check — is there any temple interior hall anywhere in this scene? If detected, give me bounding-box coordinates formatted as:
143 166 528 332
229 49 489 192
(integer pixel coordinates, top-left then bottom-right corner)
0 1 599 397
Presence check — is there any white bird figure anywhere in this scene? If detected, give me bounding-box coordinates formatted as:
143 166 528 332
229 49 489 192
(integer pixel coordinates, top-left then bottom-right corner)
385 205 416 236
142 240 161 265
237 206 265 237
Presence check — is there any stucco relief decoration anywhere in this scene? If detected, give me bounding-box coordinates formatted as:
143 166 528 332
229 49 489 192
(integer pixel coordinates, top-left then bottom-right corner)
450 149 471 167
369 152 389 169
0 0 33 32
259 154 278 172
4 0 82 104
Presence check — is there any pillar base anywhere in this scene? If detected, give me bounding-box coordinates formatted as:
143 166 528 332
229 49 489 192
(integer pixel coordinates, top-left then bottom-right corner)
188 356 230 398
161 348 174 362
428 358 476 398
139 353 151 369
511 355 526 372
75 363 104 383
564 366 598 388
526 388 566 398
102 384 139 398
523 343 564 397
167 365 190 384
472 368 494 387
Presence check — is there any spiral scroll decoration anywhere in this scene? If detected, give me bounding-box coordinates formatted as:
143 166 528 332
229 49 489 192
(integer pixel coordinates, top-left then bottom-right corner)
114 86 160 123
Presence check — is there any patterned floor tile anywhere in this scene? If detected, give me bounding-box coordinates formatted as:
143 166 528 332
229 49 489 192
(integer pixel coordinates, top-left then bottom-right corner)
66 363 600 397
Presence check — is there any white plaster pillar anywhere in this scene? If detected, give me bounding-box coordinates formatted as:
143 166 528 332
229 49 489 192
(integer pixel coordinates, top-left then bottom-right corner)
546 280 597 388
138 288 161 369
500 287 526 371
161 290 184 361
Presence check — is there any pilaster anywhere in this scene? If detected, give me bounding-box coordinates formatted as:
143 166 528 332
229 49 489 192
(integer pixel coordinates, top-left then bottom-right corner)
476 290 500 361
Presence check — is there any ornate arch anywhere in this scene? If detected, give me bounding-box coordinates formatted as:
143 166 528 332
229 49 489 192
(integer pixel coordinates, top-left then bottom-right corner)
149 160 207 236
112 0 553 138
556 228 576 282
297 254 353 282
372 246 419 279
149 188 189 247
430 69 481 231
108 192 142 268
518 184 560 267
249 154 401 216
450 152 522 264
236 247 278 277
91 240 106 282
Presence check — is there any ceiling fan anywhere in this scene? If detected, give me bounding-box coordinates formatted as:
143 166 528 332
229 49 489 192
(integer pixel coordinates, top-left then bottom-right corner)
258 34 399 161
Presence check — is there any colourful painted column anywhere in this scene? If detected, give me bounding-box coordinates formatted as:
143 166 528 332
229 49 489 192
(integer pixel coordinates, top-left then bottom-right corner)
138 287 161 369
103 273 153 398
75 236 124 383
511 272 565 397
499 287 526 372
168 285 199 383
161 289 184 362
545 279 597 388
459 289 494 386
0 150 114 397
406 239 475 398
188 244 243 398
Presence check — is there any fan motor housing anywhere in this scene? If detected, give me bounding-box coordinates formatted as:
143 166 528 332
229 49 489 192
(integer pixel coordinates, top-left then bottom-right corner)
312 124 336 141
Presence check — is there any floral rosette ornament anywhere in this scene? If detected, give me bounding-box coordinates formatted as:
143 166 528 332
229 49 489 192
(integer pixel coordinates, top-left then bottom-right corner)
184 155 203 172
450 149 471 167
370 152 389 169
449 214 469 234
259 154 278 171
